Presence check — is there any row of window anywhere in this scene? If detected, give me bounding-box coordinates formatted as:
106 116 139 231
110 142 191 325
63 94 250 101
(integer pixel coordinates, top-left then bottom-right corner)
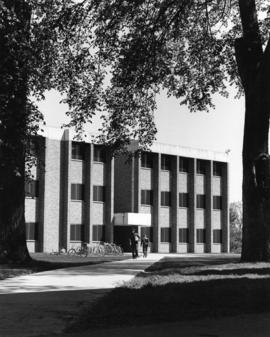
71 184 105 202
141 190 222 209
161 228 222 244
70 224 105 241
141 153 223 176
26 222 222 244
72 143 106 162
25 223 105 242
25 181 105 202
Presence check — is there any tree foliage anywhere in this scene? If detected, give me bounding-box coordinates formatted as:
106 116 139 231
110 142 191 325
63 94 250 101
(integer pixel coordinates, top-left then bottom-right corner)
230 201 242 253
2 0 270 261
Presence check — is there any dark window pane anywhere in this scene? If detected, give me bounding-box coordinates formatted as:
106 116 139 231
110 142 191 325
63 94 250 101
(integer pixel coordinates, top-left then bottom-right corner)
196 229 206 243
213 229 222 243
197 160 206 174
92 225 105 241
179 157 189 172
25 222 38 240
179 193 189 207
160 227 171 242
196 194 206 209
141 190 153 205
213 196 222 210
213 162 222 176
179 228 189 243
161 191 171 206
71 184 84 201
25 180 39 198
141 153 153 168
70 224 84 241
72 142 85 160
161 155 171 170
93 185 105 202
94 145 106 163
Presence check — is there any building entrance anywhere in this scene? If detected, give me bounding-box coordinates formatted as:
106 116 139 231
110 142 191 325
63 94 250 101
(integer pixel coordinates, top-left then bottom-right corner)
114 225 139 252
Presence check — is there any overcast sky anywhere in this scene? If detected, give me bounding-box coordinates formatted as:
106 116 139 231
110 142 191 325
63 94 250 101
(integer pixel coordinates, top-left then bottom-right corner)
37 89 244 203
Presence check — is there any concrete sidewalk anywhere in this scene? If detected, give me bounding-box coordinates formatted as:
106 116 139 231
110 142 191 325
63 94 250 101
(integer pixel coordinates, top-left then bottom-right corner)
0 253 163 294
2 253 268 337
0 254 164 337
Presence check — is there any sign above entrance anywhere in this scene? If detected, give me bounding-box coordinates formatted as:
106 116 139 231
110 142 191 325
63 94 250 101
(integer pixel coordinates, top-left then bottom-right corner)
114 213 151 227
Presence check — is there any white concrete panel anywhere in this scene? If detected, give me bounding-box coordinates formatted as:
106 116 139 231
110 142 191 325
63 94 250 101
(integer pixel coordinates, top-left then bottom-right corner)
196 209 205 228
25 198 38 222
213 177 222 195
196 175 205 194
212 211 222 229
160 207 171 226
179 173 188 192
69 202 84 223
92 203 105 224
92 163 105 185
70 161 84 183
160 171 171 191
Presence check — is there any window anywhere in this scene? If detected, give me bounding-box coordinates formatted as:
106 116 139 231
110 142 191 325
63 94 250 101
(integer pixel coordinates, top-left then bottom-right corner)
196 194 206 208
213 229 222 243
70 224 84 241
93 185 105 202
161 191 171 206
197 160 206 174
179 193 189 207
141 190 153 205
160 227 171 242
92 225 105 241
71 184 84 201
25 180 39 198
179 157 189 173
179 228 189 243
141 227 153 242
213 162 222 176
141 152 153 168
197 229 206 243
72 142 85 160
94 145 106 163
161 155 171 170
25 222 38 240
213 196 222 210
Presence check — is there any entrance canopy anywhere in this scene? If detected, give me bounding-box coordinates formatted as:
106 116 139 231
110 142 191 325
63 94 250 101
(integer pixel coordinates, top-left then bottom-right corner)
114 213 151 227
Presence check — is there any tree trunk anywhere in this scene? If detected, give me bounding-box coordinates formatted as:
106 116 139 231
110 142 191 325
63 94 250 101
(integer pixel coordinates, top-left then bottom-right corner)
0 0 31 263
236 38 270 261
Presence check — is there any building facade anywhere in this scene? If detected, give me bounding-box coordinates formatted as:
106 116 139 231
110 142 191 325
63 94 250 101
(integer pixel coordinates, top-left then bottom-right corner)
114 142 229 253
25 128 114 253
25 128 229 254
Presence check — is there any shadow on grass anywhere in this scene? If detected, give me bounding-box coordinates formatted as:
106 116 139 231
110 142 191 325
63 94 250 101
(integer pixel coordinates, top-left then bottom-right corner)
68 257 270 332
69 277 270 332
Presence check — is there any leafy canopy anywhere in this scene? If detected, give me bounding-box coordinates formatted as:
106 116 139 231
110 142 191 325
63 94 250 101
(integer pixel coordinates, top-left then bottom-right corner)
1 1 270 151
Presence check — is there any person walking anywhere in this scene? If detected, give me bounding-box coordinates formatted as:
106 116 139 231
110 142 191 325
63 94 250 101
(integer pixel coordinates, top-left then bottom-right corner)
141 234 149 258
129 229 140 258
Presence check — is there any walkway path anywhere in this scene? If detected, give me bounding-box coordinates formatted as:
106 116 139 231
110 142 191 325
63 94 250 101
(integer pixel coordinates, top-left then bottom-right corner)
1 253 268 337
0 254 165 336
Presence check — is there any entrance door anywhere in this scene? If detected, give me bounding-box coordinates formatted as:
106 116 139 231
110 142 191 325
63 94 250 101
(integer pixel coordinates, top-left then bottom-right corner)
114 226 138 252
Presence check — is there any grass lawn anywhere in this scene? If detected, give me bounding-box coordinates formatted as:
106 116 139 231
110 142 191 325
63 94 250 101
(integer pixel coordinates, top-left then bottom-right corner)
0 252 129 280
69 255 270 332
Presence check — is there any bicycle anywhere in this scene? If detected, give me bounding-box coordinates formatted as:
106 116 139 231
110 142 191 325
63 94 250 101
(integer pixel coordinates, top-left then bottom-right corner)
68 242 88 257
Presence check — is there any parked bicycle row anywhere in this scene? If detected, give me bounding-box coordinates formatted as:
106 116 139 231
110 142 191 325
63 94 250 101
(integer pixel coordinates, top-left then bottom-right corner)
50 242 123 257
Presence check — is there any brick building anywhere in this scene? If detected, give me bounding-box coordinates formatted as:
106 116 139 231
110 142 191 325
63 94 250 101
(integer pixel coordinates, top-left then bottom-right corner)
25 128 229 254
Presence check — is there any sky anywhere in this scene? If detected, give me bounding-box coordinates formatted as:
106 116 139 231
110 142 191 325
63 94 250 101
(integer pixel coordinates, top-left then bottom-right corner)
37 89 245 203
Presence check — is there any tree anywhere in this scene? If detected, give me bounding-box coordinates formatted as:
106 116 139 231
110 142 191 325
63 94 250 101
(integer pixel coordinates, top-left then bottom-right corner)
2 1 270 262
230 202 242 253
0 0 102 263
61 0 270 262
